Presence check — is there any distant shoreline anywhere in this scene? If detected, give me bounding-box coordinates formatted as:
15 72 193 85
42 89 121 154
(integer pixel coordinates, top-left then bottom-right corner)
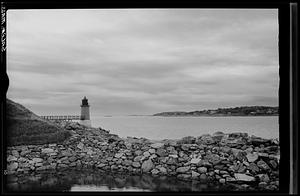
151 114 279 117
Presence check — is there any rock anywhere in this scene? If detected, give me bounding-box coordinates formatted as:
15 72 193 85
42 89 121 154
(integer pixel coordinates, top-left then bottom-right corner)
123 160 132 166
32 158 43 163
114 153 124 158
7 155 18 162
229 132 248 138
181 144 191 151
7 162 18 171
219 178 226 184
11 150 19 158
141 159 154 172
269 160 278 169
205 154 220 165
148 149 156 154
143 151 151 158
132 162 141 168
77 142 84 150
192 171 200 178
169 154 178 159
97 163 106 168
41 148 54 154
86 149 94 155
246 152 259 162
257 160 270 170
158 166 167 174
69 156 77 162
20 150 31 156
258 182 268 188
248 162 259 173
150 143 164 149
198 135 215 145
198 167 207 174
256 174 270 182
190 158 201 164
156 148 167 157
133 155 142 162
151 169 160 175
220 146 231 153
134 150 143 156
199 160 212 168
212 132 225 142
234 173 255 181
176 166 190 173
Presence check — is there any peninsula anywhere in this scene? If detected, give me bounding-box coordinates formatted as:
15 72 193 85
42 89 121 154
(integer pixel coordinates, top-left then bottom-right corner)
153 106 278 117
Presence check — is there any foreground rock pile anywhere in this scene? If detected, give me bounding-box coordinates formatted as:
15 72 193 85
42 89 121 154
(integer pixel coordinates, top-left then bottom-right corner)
7 121 280 191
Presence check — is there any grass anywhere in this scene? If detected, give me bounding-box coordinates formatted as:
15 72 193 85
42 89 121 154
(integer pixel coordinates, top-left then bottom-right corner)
7 118 71 146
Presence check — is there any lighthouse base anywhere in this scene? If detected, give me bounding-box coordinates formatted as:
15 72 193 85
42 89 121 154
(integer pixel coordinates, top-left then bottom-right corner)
79 120 91 127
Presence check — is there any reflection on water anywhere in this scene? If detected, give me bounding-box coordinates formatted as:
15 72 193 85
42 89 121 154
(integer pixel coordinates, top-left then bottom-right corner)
5 169 239 192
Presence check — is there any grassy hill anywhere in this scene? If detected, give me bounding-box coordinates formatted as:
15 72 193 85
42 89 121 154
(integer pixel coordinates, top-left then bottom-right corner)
6 99 71 146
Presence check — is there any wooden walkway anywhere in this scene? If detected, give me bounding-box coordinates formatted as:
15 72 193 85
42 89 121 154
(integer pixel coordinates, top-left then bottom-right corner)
40 115 81 121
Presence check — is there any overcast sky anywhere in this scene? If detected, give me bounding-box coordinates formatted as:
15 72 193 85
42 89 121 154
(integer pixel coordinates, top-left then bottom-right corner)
7 9 279 116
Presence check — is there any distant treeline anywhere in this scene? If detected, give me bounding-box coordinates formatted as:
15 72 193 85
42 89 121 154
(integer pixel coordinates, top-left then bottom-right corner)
153 106 279 116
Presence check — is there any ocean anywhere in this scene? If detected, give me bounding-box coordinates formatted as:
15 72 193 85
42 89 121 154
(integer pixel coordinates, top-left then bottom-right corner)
89 116 279 140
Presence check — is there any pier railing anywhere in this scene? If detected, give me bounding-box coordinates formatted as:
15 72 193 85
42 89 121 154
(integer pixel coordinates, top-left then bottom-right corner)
40 115 81 121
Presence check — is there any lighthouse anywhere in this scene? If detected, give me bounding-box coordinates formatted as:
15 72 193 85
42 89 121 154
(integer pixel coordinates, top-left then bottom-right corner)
79 96 91 127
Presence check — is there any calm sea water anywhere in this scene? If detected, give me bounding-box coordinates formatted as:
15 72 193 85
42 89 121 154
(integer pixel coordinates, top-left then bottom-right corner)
89 116 279 140
5 169 254 192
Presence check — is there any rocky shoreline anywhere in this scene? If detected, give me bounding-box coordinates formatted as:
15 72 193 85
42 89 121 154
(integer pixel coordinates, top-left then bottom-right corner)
6 121 280 191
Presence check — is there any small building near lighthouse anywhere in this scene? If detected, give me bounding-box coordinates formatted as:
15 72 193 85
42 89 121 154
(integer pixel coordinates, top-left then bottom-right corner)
79 96 91 127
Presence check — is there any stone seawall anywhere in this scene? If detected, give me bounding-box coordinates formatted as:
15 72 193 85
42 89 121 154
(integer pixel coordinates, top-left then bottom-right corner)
6 122 280 191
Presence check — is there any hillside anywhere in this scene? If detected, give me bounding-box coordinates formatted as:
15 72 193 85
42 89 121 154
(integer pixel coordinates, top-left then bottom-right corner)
153 106 279 116
6 99 71 146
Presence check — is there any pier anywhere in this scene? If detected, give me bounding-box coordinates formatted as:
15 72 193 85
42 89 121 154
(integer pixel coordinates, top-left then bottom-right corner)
40 115 81 121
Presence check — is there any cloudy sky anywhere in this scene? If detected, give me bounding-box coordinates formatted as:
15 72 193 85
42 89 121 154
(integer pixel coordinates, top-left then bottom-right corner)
7 9 279 116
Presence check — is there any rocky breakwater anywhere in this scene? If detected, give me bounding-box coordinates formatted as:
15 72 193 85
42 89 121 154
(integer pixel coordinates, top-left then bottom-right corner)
6 122 280 191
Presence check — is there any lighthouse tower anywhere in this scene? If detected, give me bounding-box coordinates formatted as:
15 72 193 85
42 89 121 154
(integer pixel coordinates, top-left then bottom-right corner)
79 96 91 127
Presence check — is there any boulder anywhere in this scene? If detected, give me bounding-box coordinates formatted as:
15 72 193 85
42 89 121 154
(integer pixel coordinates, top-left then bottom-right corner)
257 160 270 170
7 162 18 171
256 174 270 182
141 159 154 172
114 153 124 158
143 151 151 158
77 142 84 150
192 171 200 178
198 167 207 174
32 158 43 163
246 152 259 162
148 149 156 154
158 166 167 174
190 158 201 164
176 166 190 173
212 131 225 142
156 148 167 157
41 148 54 154
150 143 164 149
197 135 215 145
199 173 207 181
205 154 220 165
151 169 160 175
132 162 141 168
7 155 18 162
234 173 255 181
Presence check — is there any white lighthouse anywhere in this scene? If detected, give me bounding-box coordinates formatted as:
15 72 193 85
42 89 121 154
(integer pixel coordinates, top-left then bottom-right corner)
79 96 91 127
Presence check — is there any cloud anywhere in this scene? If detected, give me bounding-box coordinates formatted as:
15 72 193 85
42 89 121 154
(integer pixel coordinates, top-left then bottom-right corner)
7 9 279 115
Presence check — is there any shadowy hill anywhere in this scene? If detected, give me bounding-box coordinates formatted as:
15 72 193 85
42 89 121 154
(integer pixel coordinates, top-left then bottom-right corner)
6 99 71 146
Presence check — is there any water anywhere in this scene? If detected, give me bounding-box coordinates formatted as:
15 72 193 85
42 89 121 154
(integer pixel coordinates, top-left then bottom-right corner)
90 116 279 140
5 169 255 192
